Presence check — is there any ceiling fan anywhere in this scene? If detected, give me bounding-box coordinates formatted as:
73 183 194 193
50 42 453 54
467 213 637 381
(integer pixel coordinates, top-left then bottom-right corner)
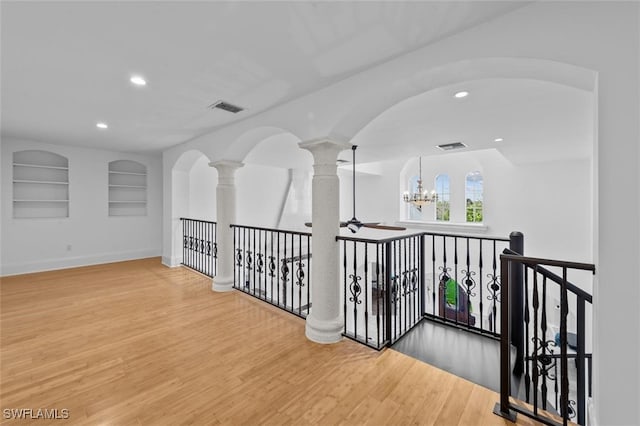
306 145 406 233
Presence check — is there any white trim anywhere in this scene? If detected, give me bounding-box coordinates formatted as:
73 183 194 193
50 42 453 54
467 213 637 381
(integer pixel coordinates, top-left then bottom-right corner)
1 248 161 276
161 255 182 268
397 220 489 235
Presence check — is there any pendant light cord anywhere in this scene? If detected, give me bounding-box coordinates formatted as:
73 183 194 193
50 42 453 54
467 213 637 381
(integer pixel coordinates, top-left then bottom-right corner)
352 145 357 220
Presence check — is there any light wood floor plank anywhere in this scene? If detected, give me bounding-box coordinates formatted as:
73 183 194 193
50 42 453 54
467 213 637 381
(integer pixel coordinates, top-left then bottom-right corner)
1 258 540 425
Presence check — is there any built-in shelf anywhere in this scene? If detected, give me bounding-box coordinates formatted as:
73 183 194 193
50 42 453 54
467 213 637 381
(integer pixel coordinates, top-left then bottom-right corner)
12 150 69 218
108 184 146 189
14 199 70 202
108 170 146 176
13 179 69 185
13 163 69 171
108 160 147 216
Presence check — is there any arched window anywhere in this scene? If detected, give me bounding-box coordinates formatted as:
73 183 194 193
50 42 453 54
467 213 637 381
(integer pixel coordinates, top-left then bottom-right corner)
435 174 450 221
465 171 483 223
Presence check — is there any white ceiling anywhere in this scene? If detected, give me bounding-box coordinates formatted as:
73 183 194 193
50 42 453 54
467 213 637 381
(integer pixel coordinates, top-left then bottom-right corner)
350 78 594 164
1 1 526 153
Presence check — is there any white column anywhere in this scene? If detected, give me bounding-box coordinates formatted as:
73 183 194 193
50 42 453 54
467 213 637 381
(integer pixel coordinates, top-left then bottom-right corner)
300 137 351 343
210 160 244 292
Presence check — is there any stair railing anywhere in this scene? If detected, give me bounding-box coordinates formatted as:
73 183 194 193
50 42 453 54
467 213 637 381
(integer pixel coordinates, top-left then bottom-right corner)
494 250 595 426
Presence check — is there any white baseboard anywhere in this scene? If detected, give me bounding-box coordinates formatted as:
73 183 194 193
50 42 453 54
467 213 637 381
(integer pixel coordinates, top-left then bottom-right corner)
161 256 182 268
1 248 161 276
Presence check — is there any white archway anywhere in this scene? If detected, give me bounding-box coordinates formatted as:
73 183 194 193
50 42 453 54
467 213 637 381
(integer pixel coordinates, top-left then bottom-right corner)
165 149 217 267
330 57 596 140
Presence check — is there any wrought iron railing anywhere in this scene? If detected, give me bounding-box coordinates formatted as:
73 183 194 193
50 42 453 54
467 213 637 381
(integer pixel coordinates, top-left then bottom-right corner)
231 224 312 318
494 251 595 426
337 232 424 349
337 230 515 349
422 232 513 338
180 218 217 277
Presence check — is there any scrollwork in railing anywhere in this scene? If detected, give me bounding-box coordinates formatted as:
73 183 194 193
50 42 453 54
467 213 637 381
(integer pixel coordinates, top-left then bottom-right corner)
256 253 264 274
461 269 477 298
566 400 577 420
532 339 557 411
189 236 194 250
402 268 419 296
235 249 242 267
401 272 408 296
486 273 501 303
200 239 205 254
268 256 276 278
391 275 400 306
183 236 188 249
349 274 362 304
296 261 305 287
206 240 212 256
246 251 253 271
411 268 418 294
213 242 218 258
281 260 290 282
438 266 452 284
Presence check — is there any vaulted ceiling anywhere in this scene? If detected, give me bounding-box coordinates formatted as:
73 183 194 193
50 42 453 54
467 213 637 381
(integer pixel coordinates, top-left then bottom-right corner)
1 1 527 153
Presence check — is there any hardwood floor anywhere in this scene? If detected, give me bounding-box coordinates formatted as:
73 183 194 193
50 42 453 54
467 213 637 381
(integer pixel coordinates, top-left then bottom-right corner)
1 258 540 425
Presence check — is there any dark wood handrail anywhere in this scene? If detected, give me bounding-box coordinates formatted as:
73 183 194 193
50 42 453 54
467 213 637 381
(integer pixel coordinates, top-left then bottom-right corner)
502 249 594 303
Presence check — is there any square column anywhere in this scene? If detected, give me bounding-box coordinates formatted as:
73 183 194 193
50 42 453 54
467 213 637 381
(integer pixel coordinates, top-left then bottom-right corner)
300 137 352 343
210 160 244 292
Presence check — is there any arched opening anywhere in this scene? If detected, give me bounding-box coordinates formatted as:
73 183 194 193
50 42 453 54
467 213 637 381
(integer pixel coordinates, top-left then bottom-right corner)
346 76 595 265
169 149 217 266
342 73 597 372
236 128 311 231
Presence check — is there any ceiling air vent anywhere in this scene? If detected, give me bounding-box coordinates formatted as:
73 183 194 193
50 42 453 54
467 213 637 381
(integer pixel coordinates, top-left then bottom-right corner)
437 142 467 151
208 101 244 114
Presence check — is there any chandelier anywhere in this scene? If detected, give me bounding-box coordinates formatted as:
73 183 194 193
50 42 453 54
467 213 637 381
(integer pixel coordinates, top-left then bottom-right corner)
403 156 437 210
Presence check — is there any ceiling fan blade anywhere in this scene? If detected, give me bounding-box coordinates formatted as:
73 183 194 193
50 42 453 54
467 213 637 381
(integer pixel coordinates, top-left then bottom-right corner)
361 222 380 226
363 224 407 231
306 222 351 227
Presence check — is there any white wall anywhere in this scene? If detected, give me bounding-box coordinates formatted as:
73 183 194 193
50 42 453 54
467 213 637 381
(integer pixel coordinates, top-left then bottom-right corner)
398 150 592 263
236 163 289 228
1 137 162 275
188 156 217 221
278 168 312 232
339 160 404 226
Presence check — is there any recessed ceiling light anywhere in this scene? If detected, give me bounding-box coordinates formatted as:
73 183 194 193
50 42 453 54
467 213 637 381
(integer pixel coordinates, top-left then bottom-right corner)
454 91 469 98
130 75 147 86
494 137 504 142
96 122 108 129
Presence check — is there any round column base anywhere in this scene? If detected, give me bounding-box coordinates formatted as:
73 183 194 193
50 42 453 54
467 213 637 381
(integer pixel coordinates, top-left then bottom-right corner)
212 276 235 292
305 314 343 344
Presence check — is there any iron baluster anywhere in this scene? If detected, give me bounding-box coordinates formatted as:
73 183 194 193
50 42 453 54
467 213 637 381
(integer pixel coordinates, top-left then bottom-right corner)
524 266 531 403
343 240 348 338
532 266 539 415
560 267 569 425
364 243 369 343
432 236 436 316
454 236 459 326
479 239 484 332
